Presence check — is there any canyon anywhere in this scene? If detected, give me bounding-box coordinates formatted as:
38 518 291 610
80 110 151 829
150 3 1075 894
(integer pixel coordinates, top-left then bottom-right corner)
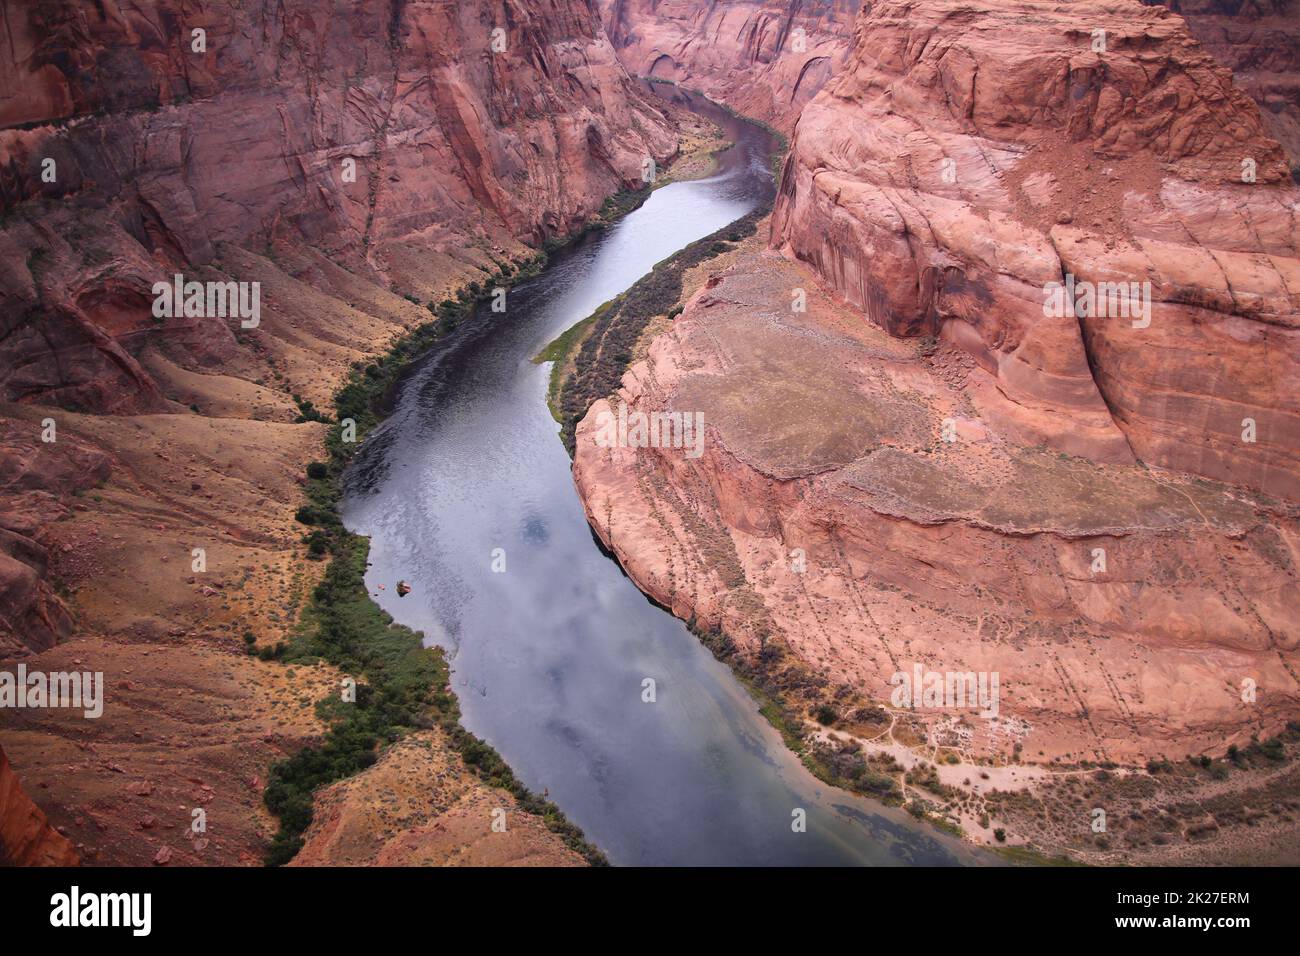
2 0 1298 867
572 0 1300 859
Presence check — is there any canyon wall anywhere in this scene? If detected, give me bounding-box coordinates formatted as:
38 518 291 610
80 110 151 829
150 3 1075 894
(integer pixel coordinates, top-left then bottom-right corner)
0 0 678 865
600 0 859 132
772 0 1299 499
572 0 1300 805
1165 0 1300 163
601 0 1300 152
1 0 677 417
1 0 676 249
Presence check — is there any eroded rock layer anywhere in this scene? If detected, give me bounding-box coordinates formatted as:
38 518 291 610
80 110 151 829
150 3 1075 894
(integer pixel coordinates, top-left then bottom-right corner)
572 0 1300 832
772 0 1299 499
600 0 859 132
0 742 77 865
1 0 677 415
1165 0 1300 163
575 240 1300 764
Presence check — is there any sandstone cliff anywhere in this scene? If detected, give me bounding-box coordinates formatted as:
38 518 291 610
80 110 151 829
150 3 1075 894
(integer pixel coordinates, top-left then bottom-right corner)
0 742 77 865
1 0 677 416
772 0 1298 498
600 0 1300 157
1165 0 1300 163
0 0 678 866
600 0 858 132
571 0 1300 856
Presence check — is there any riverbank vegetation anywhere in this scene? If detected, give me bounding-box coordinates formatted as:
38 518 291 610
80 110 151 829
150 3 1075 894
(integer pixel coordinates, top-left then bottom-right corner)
543 207 766 451
690 622 904 807
263 251 606 867
541 89 786 451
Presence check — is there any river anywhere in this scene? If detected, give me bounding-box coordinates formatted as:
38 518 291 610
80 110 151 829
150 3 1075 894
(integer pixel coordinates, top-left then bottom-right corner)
342 88 986 866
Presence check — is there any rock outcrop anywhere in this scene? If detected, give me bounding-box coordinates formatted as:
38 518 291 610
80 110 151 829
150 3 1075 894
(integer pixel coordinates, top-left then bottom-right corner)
577 238 1300 763
289 730 587 867
600 0 859 133
0 420 108 659
1164 0 1300 163
0 742 77 865
1 0 677 414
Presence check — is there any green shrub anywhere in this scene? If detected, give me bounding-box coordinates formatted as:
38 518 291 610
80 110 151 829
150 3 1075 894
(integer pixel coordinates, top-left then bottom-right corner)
306 531 330 557
812 703 838 726
553 208 765 452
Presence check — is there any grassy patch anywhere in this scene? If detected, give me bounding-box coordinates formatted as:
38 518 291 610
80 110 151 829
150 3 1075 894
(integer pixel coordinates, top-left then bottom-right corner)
551 208 765 452
993 845 1087 867
534 308 603 422
548 88 787 451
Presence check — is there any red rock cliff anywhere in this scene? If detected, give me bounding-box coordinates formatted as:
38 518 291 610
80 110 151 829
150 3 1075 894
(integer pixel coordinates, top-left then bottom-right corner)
1163 0 1300 162
1 0 677 418
600 0 859 132
571 0 1300 845
0 743 77 865
773 0 1299 498
1 0 676 246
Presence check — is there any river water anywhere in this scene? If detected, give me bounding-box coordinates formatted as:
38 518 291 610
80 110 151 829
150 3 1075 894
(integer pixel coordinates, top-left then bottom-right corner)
342 89 985 866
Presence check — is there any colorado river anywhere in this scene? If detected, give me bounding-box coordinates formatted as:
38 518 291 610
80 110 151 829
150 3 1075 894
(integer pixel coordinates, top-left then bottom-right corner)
343 89 986 865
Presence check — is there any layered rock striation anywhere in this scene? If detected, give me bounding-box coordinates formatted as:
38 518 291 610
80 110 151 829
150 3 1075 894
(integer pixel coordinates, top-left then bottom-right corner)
772 0 1299 498
1 0 677 415
574 0 1300 790
1164 0 1300 163
600 0 859 133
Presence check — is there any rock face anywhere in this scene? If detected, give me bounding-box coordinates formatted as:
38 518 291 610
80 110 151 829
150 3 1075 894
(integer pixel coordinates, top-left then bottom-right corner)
573 0 1300 785
1 0 675 247
0 420 108 659
575 241 1300 768
1 0 677 414
0 742 77 865
0 0 679 865
1164 0 1300 163
600 0 859 132
772 0 1299 499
